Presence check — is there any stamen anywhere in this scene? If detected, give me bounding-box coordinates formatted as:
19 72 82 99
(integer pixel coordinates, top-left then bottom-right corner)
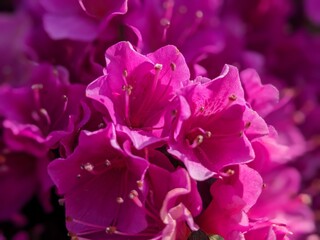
298 193 312 205
106 226 117 234
226 169 235 176
83 163 94 172
137 180 143 189
122 85 133 95
31 84 43 109
129 190 143 207
123 70 128 78
189 135 204 148
154 63 163 70
76 174 81 179
228 94 237 101
195 10 203 18
116 197 124 204
105 159 111 167
199 106 205 112
31 84 44 90
160 18 170 27
39 108 51 126
205 131 212 138
245 122 251 128
170 62 176 71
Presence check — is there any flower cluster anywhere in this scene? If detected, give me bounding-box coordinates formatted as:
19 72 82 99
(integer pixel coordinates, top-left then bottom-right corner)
0 0 319 240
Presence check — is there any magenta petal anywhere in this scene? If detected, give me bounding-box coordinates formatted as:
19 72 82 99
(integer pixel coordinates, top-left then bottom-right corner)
79 0 128 19
43 15 98 41
48 125 149 235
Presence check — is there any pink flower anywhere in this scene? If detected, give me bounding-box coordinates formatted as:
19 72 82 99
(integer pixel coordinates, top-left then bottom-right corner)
0 64 85 156
48 124 201 239
41 0 128 41
197 164 263 238
87 41 190 149
169 65 268 180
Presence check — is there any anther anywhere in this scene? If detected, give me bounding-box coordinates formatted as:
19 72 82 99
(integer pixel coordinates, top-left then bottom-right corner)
228 94 237 101
262 183 267 189
205 131 212 138
116 197 124 204
106 226 117 234
199 106 205 112
129 190 139 199
195 10 203 18
76 174 81 179
105 160 111 167
154 63 163 70
195 135 204 145
62 95 68 101
83 163 94 172
226 169 235 176
170 62 176 71
245 122 251 128
137 180 143 189
123 69 128 78
122 84 133 95
31 84 44 90
129 190 143 207
299 193 312 205
160 18 170 27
